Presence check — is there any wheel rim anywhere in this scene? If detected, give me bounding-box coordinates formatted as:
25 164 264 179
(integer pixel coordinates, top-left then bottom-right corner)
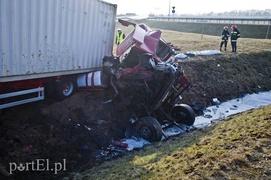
138 126 153 140
173 111 187 119
62 81 74 96
135 116 163 142
171 104 195 126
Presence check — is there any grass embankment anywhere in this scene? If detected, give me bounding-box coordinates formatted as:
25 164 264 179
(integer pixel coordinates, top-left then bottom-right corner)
115 22 271 53
180 51 271 106
137 20 271 39
114 25 271 106
86 23 271 180
78 105 271 180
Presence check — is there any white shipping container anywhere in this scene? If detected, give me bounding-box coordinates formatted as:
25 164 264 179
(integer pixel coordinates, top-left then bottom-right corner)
0 0 117 82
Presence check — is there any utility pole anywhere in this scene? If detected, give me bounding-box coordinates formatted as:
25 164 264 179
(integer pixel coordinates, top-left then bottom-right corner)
266 22 270 39
168 0 171 17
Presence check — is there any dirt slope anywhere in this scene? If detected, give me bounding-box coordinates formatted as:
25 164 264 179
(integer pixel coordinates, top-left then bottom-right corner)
180 51 271 108
1 46 271 179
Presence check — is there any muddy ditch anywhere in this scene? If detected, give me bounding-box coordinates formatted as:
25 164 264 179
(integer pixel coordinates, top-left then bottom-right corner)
0 52 271 179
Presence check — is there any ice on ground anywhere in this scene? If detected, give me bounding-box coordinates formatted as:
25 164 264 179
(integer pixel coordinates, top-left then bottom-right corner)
194 91 271 128
123 138 151 151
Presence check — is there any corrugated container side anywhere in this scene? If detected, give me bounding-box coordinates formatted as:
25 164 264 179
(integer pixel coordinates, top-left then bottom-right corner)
0 0 116 82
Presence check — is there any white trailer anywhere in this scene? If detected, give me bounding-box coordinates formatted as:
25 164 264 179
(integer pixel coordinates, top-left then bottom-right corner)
0 0 117 109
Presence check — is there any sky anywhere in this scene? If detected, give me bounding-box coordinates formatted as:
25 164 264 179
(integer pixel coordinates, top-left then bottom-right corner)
104 0 270 15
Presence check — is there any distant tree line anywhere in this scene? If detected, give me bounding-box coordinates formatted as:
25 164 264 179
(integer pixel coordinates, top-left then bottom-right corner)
203 9 271 17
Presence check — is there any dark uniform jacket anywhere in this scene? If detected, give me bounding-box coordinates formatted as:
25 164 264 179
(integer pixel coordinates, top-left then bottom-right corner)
221 30 230 40
231 29 240 42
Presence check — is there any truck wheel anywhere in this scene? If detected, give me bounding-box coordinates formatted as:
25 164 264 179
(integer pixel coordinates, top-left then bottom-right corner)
135 116 162 142
55 76 77 100
171 104 195 126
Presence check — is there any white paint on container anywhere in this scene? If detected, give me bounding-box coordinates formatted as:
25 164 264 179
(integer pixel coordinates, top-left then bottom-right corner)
0 0 117 82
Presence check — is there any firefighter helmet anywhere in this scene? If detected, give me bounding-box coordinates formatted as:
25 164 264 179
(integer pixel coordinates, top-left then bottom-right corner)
231 25 237 29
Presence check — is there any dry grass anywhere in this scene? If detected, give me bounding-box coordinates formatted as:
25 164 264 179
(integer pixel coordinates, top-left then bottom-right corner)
160 30 271 53
73 24 271 180
114 24 271 55
77 105 271 180
113 24 271 106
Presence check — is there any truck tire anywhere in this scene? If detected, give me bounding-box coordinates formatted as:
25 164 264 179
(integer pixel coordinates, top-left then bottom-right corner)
55 76 77 100
171 104 195 126
135 116 162 142
44 80 56 99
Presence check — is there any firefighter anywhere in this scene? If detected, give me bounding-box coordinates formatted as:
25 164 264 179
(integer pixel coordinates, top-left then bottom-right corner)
115 29 125 45
220 26 230 51
230 25 241 53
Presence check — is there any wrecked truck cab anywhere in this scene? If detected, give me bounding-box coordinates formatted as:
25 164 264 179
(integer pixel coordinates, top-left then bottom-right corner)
103 20 195 142
87 19 195 142
116 19 172 67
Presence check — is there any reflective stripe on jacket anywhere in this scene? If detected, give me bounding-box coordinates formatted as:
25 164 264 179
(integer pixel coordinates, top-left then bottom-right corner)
231 29 240 41
116 32 124 44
